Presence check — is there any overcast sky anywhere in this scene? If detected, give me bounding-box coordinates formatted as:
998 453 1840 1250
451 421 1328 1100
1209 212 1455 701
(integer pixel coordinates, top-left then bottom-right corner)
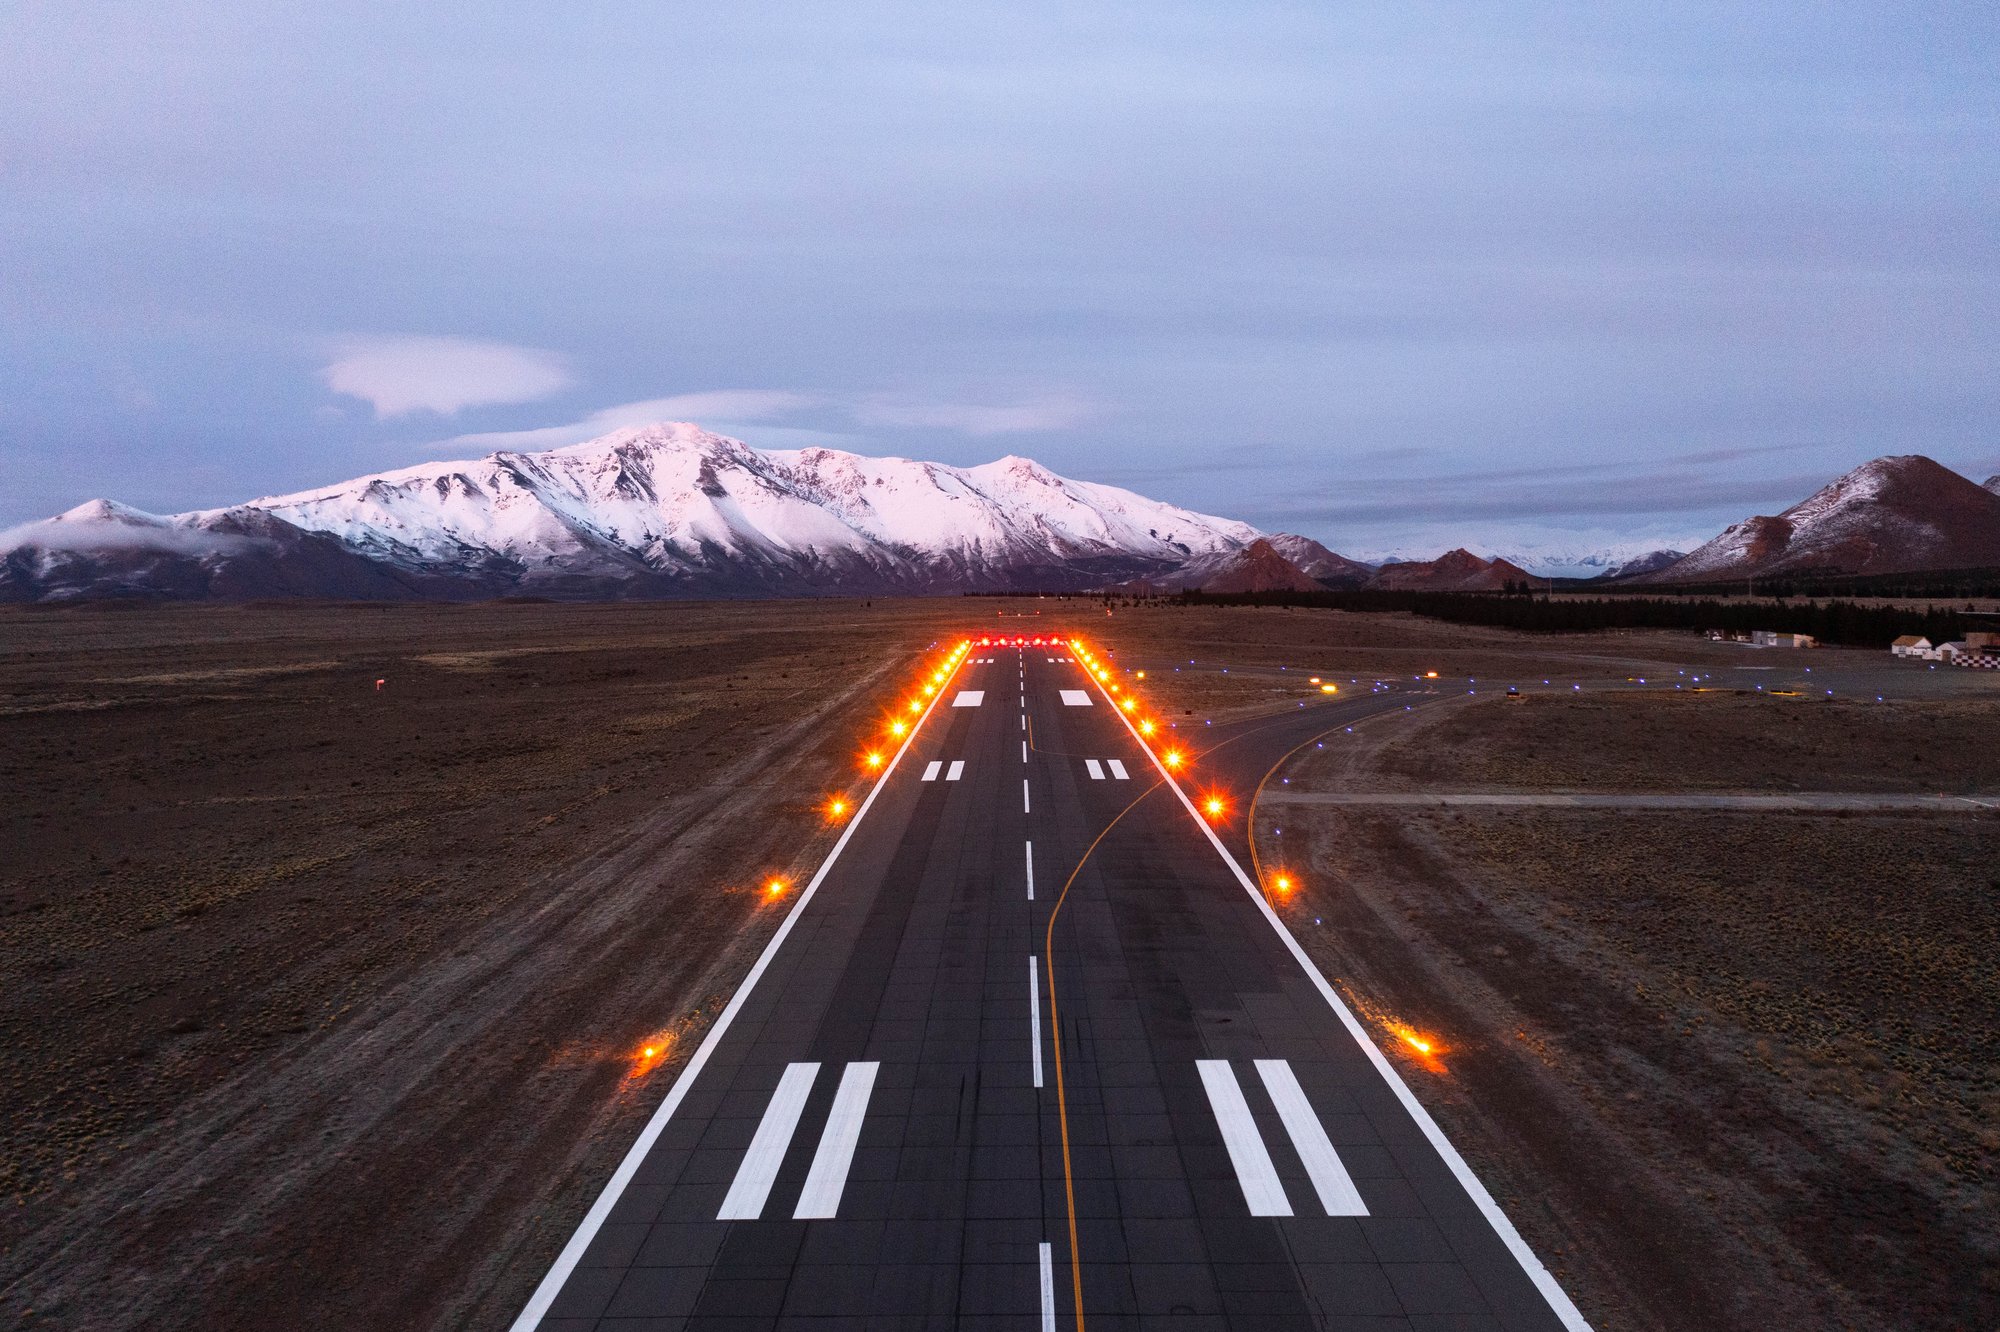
5 2 1996 558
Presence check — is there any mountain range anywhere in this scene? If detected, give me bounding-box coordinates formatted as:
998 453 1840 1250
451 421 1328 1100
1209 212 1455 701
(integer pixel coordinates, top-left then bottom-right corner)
3 427 1995 602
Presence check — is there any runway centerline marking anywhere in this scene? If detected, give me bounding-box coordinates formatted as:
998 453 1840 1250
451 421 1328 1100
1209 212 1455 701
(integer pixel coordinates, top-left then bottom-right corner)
1022 740 1028 763
1039 1240 1056 1330
718 1062 819 1220
1256 1059 1369 1215
1029 956 1044 1088
1022 779 1031 813
1024 840 1034 900
1196 1059 1291 1217
794 1061 879 1219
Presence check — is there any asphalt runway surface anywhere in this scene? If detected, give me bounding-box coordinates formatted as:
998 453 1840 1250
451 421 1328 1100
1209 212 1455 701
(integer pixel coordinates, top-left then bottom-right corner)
511 637 1589 1331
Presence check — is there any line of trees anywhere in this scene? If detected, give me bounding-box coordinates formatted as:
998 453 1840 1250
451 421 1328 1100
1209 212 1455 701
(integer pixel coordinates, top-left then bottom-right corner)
1171 588 1984 648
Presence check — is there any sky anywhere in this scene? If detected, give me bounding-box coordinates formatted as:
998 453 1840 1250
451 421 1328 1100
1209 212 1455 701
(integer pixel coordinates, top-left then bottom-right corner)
4 2 1997 564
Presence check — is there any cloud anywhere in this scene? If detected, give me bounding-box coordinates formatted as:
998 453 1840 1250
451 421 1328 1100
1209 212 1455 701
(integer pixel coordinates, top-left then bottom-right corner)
433 390 818 453
853 392 1094 436
321 335 575 417
0 516 254 557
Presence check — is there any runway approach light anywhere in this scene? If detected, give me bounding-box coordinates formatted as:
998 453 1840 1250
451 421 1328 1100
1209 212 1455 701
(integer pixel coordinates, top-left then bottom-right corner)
1273 873 1292 894
1136 671 1145 679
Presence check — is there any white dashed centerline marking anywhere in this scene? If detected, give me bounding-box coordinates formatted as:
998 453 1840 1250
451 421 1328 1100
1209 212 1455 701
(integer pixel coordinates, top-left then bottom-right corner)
1039 1241 1056 1331
1022 740 1028 763
1256 1059 1369 1216
794 1061 879 1219
1024 840 1034 900
1029 956 1044 1088
718 1062 818 1219
1022 780 1031 814
946 760 965 781
1197 1059 1291 1217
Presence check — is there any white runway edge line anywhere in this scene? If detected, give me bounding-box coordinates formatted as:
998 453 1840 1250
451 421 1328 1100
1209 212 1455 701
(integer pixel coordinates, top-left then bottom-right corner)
1088 666 1594 1332
1029 956 1044 1088
717 1062 818 1219
1197 1060 1291 1216
508 648 966 1332
794 1061 879 1218
1256 1059 1368 1216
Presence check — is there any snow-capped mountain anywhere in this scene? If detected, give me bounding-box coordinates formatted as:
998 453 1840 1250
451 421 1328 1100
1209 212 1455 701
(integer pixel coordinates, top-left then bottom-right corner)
1 424 1264 601
1592 549 1686 580
1640 455 2000 582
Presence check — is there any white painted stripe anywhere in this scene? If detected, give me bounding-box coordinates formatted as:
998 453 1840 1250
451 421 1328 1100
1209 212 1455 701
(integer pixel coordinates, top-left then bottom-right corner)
1029 956 1044 1087
1039 1241 1056 1331
1024 841 1034 900
1107 759 1129 780
946 760 965 781
718 1062 820 1219
953 690 984 707
794 1061 879 1218
1021 740 1028 763
1023 779 1031 813
921 760 942 782
508 648 962 1332
1059 689 1091 706
1255 1059 1368 1215
1019 714 1026 731
1196 1060 1291 1216
1090 674 1593 1330
1085 759 1105 780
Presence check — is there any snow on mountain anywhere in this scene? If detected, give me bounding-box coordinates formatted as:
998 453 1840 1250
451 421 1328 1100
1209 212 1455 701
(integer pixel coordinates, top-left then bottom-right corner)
1984 474 2000 496
1593 549 1687 580
3 423 1265 601
1261 534 1375 586
1642 455 2000 583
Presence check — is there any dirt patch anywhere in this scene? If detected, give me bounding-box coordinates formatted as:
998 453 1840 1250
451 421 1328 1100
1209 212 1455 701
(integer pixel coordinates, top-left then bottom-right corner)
0 598 978 1331
1258 692 2000 1331
1364 691 2000 794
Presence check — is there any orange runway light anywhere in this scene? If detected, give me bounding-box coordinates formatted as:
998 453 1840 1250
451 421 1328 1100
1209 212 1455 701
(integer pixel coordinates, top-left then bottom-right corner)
1120 697 1137 712
1164 750 1183 768
908 699 922 713
1139 719 1156 736
890 719 908 736
1136 671 1145 679
766 878 789 898
1425 671 1439 679
1203 795 1225 817
827 797 848 818
1273 874 1293 894
864 751 884 769
1320 684 1338 694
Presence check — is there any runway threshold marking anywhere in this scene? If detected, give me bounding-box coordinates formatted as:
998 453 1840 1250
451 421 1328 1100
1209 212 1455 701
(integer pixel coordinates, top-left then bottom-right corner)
1196 1060 1291 1216
508 642 967 1332
946 760 965 781
953 690 985 706
1085 759 1105 780
794 1061 880 1218
717 1061 819 1219
1059 689 1092 706
1257 1059 1369 1215
1084 656 1594 1331
922 760 942 781
1107 759 1128 779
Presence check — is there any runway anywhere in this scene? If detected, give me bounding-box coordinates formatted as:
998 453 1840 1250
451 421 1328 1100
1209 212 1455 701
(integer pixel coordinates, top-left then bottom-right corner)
511 636 1590 1330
